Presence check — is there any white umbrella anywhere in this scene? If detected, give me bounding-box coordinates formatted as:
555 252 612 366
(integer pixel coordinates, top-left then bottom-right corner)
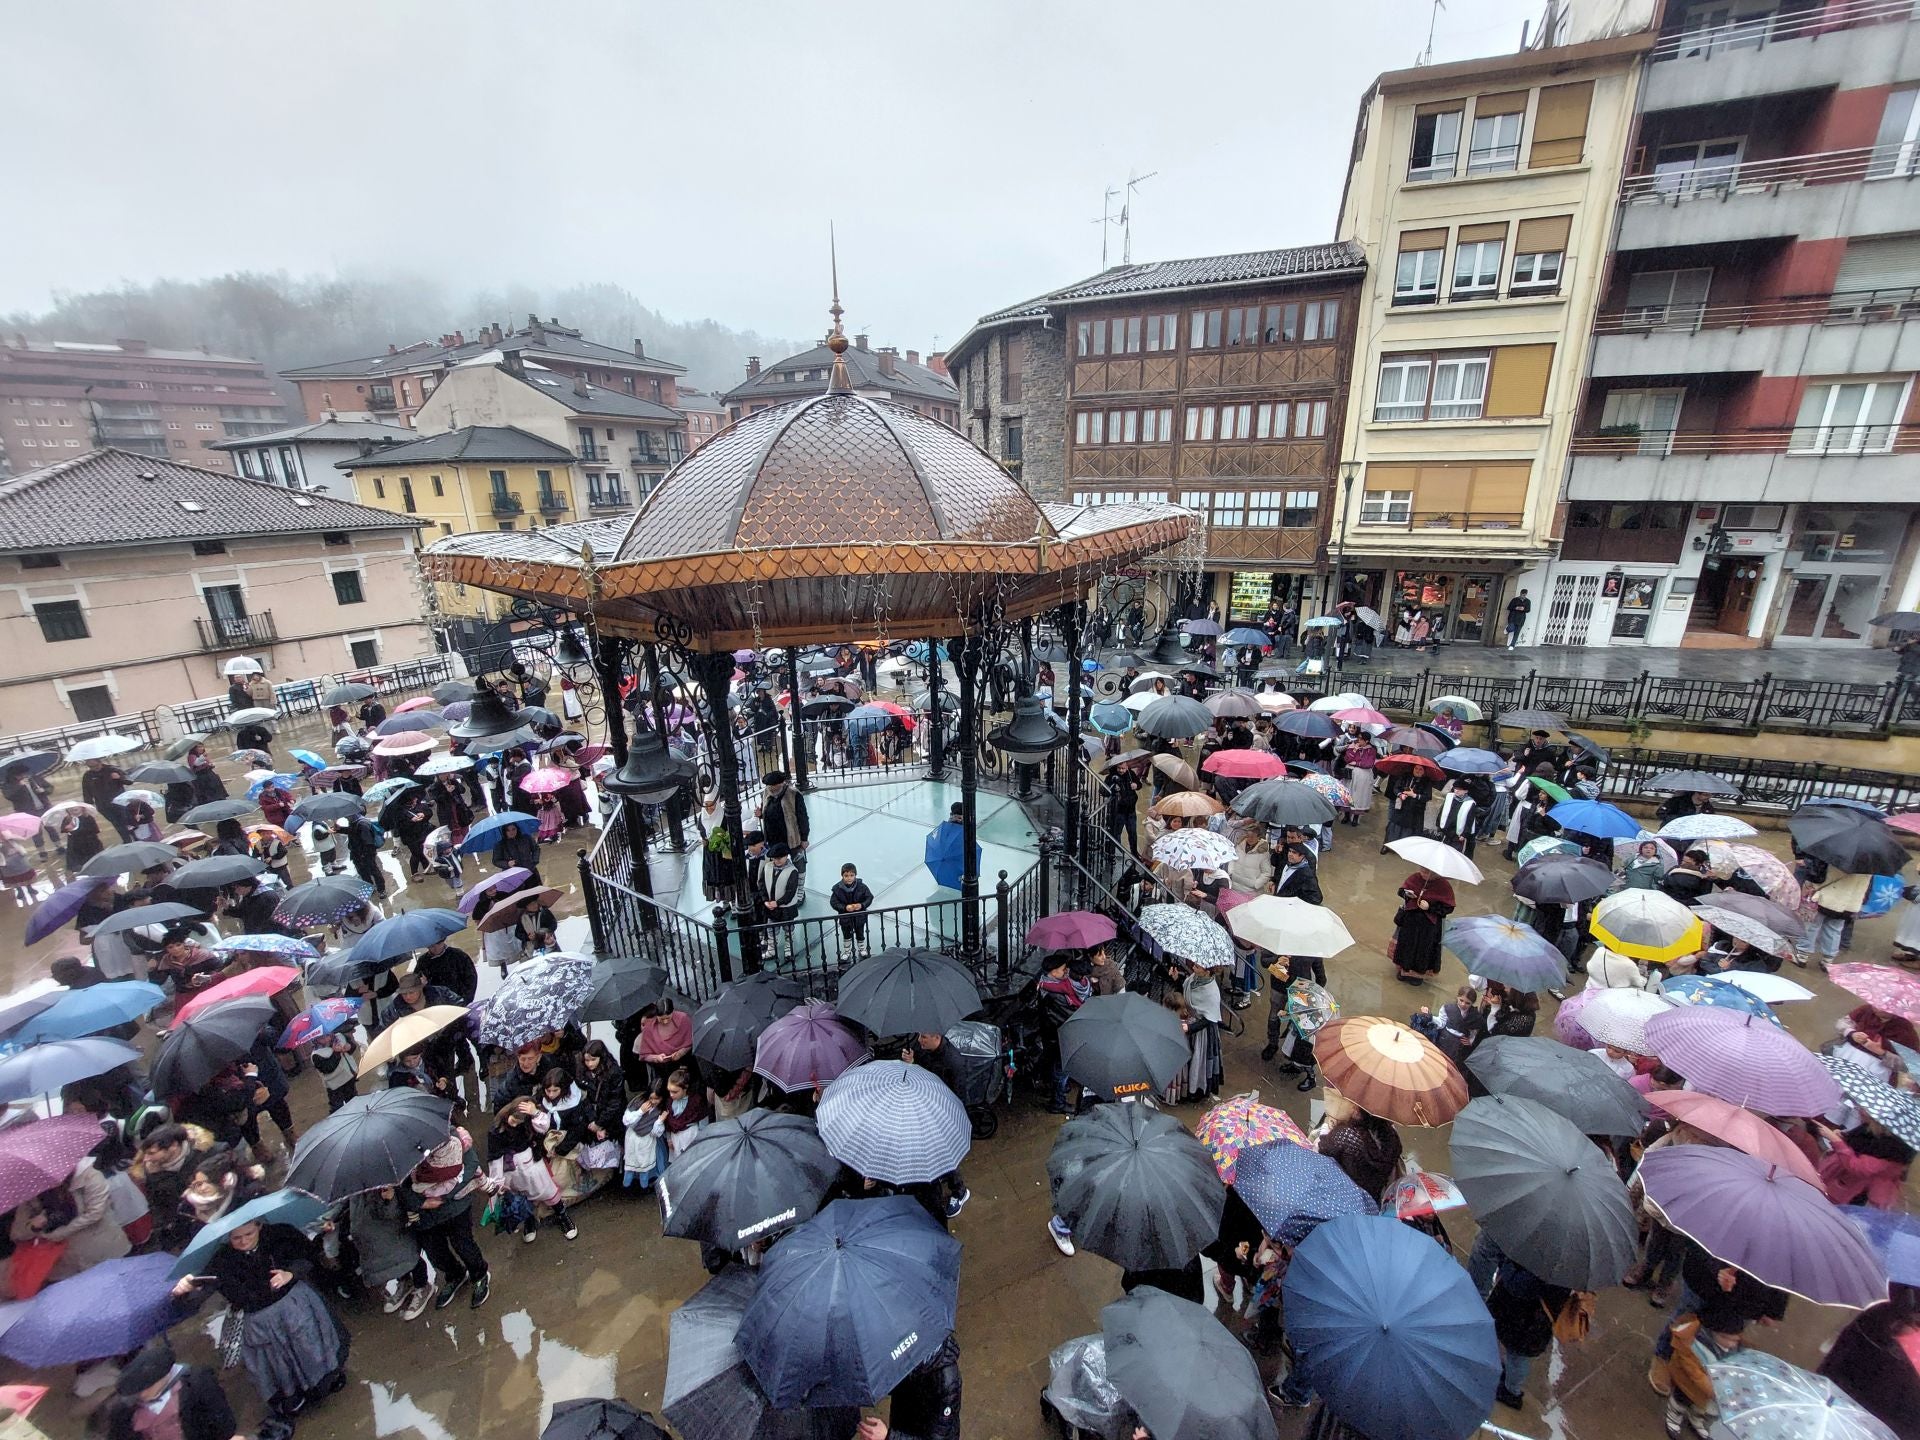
1714 971 1815 1005
1137 904 1237 969
1658 814 1757 841
221 656 264 677
1225 895 1355 958
1120 691 1163 714
1429 695 1484 722
111 789 166 809
1255 692 1297 712
1150 829 1237 871
1127 673 1174 694
1581 989 1677 1054
1308 691 1369 714
1384 836 1485 885
229 707 277 725
64 734 142 762
1691 905 1794 959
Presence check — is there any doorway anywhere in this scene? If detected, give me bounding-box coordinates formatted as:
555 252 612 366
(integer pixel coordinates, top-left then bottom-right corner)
1690 557 1760 636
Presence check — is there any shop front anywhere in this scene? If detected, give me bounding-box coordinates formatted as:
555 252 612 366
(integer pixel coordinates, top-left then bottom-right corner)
1223 568 1318 622
1771 506 1912 646
1379 569 1505 646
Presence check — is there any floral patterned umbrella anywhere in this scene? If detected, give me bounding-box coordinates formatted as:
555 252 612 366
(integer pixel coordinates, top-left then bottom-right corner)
477 951 596 1049
1703 842 1806 915
1658 813 1758 842
277 996 363 1049
1704 1347 1896 1440
0 1115 113 1214
1149 829 1237 872
1299 771 1354 809
1826 963 1920 1024
1194 1094 1313 1184
1384 1170 1468 1220
1516 835 1582 866
1553 987 1600 1049
1824 1057 1920 1147
1138 903 1237 968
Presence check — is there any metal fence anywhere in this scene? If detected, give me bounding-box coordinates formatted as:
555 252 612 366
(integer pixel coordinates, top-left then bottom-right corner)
1598 748 1920 813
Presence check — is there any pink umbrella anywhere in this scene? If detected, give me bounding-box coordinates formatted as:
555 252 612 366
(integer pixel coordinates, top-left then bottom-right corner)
458 867 531 915
1702 841 1804 915
1214 889 1258 916
1201 750 1285 780
518 768 572 796
1553 987 1600 1049
1331 707 1390 727
1646 1091 1823 1187
1025 911 1119 951
0 813 43 840
0 1114 111 1214
1826 963 1920 1025
174 965 301 1024
1888 811 1920 837
393 697 439 714
373 733 438 756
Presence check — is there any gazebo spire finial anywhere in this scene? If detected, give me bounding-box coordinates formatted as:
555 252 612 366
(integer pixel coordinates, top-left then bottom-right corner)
826 223 852 394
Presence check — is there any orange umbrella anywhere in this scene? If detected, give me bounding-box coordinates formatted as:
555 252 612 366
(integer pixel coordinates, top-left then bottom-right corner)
174 965 301 1024
1150 791 1224 819
476 885 564 931
1646 1090 1822 1187
245 823 295 845
1313 1016 1467 1127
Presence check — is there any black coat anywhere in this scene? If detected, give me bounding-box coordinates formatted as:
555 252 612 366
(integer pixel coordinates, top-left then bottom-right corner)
1273 856 1323 906
417 944 478 1004
104 1366 238 1440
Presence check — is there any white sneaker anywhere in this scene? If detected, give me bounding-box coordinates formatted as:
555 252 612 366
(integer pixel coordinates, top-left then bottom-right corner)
382 1280 406 1314
1047 1216 1075 1256
401 1284 433 1321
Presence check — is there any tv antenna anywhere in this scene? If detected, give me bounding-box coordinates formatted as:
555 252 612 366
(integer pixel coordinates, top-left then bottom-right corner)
1418 0 1446 64
1120 169 1157 265
1091 186 1121 269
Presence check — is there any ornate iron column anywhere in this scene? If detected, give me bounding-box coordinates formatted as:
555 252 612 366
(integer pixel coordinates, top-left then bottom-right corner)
955 630 984 960
784 646 811 793
594 635 631 766
925 637 946 779
691 647 761 974
1059 600 1086 863
1014 616 1038 800
642 643 686 853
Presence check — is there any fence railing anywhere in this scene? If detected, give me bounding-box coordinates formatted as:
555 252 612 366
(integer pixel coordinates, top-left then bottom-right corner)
1592 285 1920 334
1568 425 1914 457
1598 748 1920 813
1649 0 1916 62
1621 143 1917 203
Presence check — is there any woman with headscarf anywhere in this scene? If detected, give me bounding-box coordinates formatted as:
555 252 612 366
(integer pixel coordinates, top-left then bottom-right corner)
184 744 227 807
1340 727 1378 828
1317 1091 1403 1204
1381 774 1431 853
1391 866 1455 985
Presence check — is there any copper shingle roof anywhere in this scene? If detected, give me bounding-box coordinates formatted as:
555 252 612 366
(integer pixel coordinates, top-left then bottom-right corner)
0 449 421 552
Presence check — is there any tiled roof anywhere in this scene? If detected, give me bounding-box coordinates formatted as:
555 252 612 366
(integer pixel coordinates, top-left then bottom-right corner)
722 344 958 406
282 322 686 380
331 426 575 470
207 420 418 451
0 449 421 552
507 369 684 423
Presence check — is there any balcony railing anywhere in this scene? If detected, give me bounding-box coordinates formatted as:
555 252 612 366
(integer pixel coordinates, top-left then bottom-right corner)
1650 0 1916 62
194 610 276 652
588 490 633 511
1570 425 1916 457
538 491 568 514
577 444 607 461
1355 510 1525 532
1622 143 1917 203
627 446 666 467
1594 285 1920 334
490 493 523 516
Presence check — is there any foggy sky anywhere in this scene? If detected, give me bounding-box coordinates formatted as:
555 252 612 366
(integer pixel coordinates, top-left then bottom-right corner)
5 0 1542 348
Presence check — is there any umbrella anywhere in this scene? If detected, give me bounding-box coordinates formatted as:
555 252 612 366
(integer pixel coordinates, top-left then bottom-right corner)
1803 797 1888 817
664 1267 852 1440
1703 841 1805 912
577 954 672 1023
691 974 808 1070
415 753 474 775
0 1254 181 1367
274 874 375 927
1644 770 1742 796
1254 691 1296 712
1231 1139 1375 1247
1643 1006 1841 1116
1441 915 1567 991
1200 748 1284 780
1330 706 1390 727
25 876 116 945
1892 810 1920 836
1870 610 1920 632
1301 615 1343 629
1659 812 1759 841
739 1196 961 1408
1525 775 1573 804
1581 987 1678 1053
359 777 419 807
1181 617 1223 637
246 773 301 800
1378 723 1446 755
1119 691 1163 715
1639 1146 1886 1307
1088 702 1134 736
1102 1286 1276 1440
1494 709 1566 731
1427 695 1483 721
1312 1016 1466 1127
1646 1091 1822 1185
209 932 319 960
1048 1104 1226 1271
1148 754 1199 790
1791 806 1909 874
1204 690 1263 720
1453 1094 1637 1289
1062 993 1190 1100
832 949 981 1036
1231 777 1336 827
1132 905 1232 969
1690 905 1796 959
1384 1170 1469 1220
1284 1214 1499 1440
542 1400 668 1440
171 966 299 1026
109 788 168 811
752 1001 866 1091
457 867 533 914
1466 1034 1648 1136
1662 975 1784 1025
457 810 541 854
1224 896 1353 960
0 1037 142 1103
375 712 442 736
1548 799 1640 839
1824 1056 1920 1146
1707 1348 1897 1440
1382 835 1483 885
518 768 573 796
372 732 438 757
1298 771 1354 809
1511 854 1614 906
160 733 210 760
1150 828 1237 871
1135 696 1213 741
9 982 165 1044
1373 753 1445 783
87 901 204 938
815 1060 969 1184
151 996 278 1096
660 1109 839 1249
345 907 470 967
478 951 595 1048
1842 1207 1920 1288
0 991 60 1042
277 996 363 1049
286 748 329 770
80 841 180 876
224 706 277 727
1433 747 1503 776
1026 910 1118 951
1592 888 1703 963
1552 987 1601 1048
288 792 364 826
0 813 42 841
170 1189 329 1280
1148 793 1224 824
1715 970 1815 1005
323 682 375 705
0 1115 115 1214
0 749 58 779
286 1088 453 1201
168 854 267 889
1222 626 1271 646
1279 710 1339 741
356 1005 470 1073
69 738 148 772
1827 963 1920 1023
1196 1097 1314 1192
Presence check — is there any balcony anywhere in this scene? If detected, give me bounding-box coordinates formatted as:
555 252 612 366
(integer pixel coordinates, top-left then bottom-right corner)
537 491 568 514
195 610 276 652
1644 0 1919 113
1592 287 1920 377
1618 146 1920 250
576 444 608 462
1567 425 1919 504
587 489 633 512
628 446 667 468
1355 510 1527 533
490 492 524 517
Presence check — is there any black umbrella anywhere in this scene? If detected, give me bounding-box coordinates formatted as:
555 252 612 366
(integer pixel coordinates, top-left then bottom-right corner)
1047 1104 1225 1271
665 1267 859 1440
324 682 375 705
81 843 181 877
285 1088 453 1202
1230 778 1336 828
178 798 257 825
126 761 195 786
88 902 204 938
1496 709 1568 732
1563 731 1610 763
798 696 855 719
1464 1035 1649 1137
273 875 375 928
541 1399 668 1440
576 955 672 1023
1278 710 1339 741
1135 696 1214 741
431 680 472 705
660 1111 838 1250
1510 854 1613 904
692 976 805 1070
1642 770 1741 797
1102 1287 1277 1440
1788 805 1909 874
1699 889 1805 937
289 792 365 826
1870 610 1920 632
151 996 278 1096
1449 1094 1637 1290
169 855 267 889
375 713 442 736
1060 992 1190 1100
303 950 397 993
831 949 981 1036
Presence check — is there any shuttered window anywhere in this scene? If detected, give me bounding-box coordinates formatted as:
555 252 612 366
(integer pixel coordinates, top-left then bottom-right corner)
1360 462 1531 526
1529 82 1593 168
1834 235 1920 295
1485 344 1555 418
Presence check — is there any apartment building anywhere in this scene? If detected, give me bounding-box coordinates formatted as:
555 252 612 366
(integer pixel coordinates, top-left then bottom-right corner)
725 335 959 426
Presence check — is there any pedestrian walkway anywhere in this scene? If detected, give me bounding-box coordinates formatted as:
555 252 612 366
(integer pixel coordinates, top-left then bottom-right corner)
1336 642 1898 682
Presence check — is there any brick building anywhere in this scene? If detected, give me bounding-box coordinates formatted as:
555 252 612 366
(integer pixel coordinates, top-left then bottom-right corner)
723 335 959 426
675 386 728 451
0 338 288 478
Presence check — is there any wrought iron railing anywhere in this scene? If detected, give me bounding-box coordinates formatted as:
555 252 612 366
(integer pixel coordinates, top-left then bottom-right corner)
1593 285 1920 334
1621 142 1918 203
1598 749 1920 812
1649 0 1916 61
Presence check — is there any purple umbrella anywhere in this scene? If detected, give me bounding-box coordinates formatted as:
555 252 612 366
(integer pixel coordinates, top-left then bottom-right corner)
0 1114 110 1214
24 876 114 946
0 1253 181 1365
1552 988 1600 1049
441 701 472 722
1025 910 1120 952
1641 1006 1841 1117
458 867 532 915
733 649 757 662
1639 1146 1887 1308
753 1001 868 1091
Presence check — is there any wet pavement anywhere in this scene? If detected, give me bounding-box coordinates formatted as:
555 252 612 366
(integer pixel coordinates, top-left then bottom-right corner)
2 708 1909 1440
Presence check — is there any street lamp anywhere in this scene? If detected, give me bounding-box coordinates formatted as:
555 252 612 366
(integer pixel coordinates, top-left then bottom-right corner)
1330 460 1359 613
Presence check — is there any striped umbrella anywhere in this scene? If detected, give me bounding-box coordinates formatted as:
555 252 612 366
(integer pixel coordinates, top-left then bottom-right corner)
815 1060 970 1185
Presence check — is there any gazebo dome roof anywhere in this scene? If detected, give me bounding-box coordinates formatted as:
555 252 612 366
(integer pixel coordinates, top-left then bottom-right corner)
617 392 1041 561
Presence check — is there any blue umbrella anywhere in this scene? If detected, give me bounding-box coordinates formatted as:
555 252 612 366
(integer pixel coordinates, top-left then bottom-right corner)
1230 1139 1376 1246
1276 710 1337 740
904 640 948 663
1089 702 1134 736
345 906 468 966
170 1189 329 1280
844 704 891 741
1301 616 1344 630
457 811 540 855
1435 747 1505 775
1412 722 1459 751
1442 916 1569 992
1661 975 1783 1026
1548 800 1641 839
1223 627 1271 647
0 1253 182 1366
0 1037 142 1102
209 932 321 960
0 749 59 778
923 820 977 892
246 772 300 800
361 777 420 805
1284 1215 1499 1440
10 981 167 1043
24 876 112 946
1842 1206 1920 1286
739 1195 962 1408
288 748 328 770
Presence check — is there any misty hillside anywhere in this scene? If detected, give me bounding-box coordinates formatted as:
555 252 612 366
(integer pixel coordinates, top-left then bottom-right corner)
0 272 805 397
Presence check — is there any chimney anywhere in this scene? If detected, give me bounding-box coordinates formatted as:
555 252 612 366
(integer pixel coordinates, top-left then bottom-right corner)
115 339 148 353
633 338 646 359
527 313 540 328
572 374 592 398
854 333 869 351
926 352 949 376
501 350 526 379
454 330 465 346
387 343 398 354
906 350 920 366
747 356 761 377
877 348 898 376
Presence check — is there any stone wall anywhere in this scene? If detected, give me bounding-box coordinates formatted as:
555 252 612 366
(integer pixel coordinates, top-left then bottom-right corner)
953 320 1069 502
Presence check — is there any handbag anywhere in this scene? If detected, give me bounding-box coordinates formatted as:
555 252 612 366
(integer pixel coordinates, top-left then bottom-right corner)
6 1240 65 1299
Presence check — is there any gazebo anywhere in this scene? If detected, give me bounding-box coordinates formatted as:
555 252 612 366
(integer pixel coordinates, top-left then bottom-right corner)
421 322 1193 983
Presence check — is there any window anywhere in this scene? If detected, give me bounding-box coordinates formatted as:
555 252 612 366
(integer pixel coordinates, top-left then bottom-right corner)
1791 377 1911 454
1624 268 1712 326
349 638 379 668
1226 307 1262 346
1375 358 1429 421
489 470 510 499
1295 400 1329 437
1184 406 1216 441
1213 404 1250 440
1141 407 1173 441
1451 239 1504 298
1395 247 1443 305
1467 107 1524 174
1511 249 1563 290
497 520 516 531
1870 87 1920 179
1004 422 1023 461
67 685 115 722
191 540 227 555
1145 313 1179 352
19 553 60 569
1410 107 1463 179
1077 319 1106 357
1264 304 1299 342
1188 310 1223 349
236 450 256 477
431 474 444 496
1112 317 1142 354
34 599 89 642
331 570 365 605
1283 490 1321 527
1256 402 1284 439
322 531 349 546
399 477 416 513
1374 353 1488 421
1003 334 1026 403
1304 301 1339 341
1359 491 1413 525
372 477 385 499
277 446 298 483
1651 139 1743 198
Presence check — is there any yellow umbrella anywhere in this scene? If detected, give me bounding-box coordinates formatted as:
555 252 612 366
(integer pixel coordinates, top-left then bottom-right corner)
1589 890 1704 964
357 1004 468 1073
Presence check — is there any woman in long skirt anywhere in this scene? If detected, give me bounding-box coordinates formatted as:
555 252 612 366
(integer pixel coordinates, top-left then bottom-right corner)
1179 959 1224 1100
172 1220 349 1421
1342 729 1378 828
1392 868 1456 984
1381 777 1431 851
